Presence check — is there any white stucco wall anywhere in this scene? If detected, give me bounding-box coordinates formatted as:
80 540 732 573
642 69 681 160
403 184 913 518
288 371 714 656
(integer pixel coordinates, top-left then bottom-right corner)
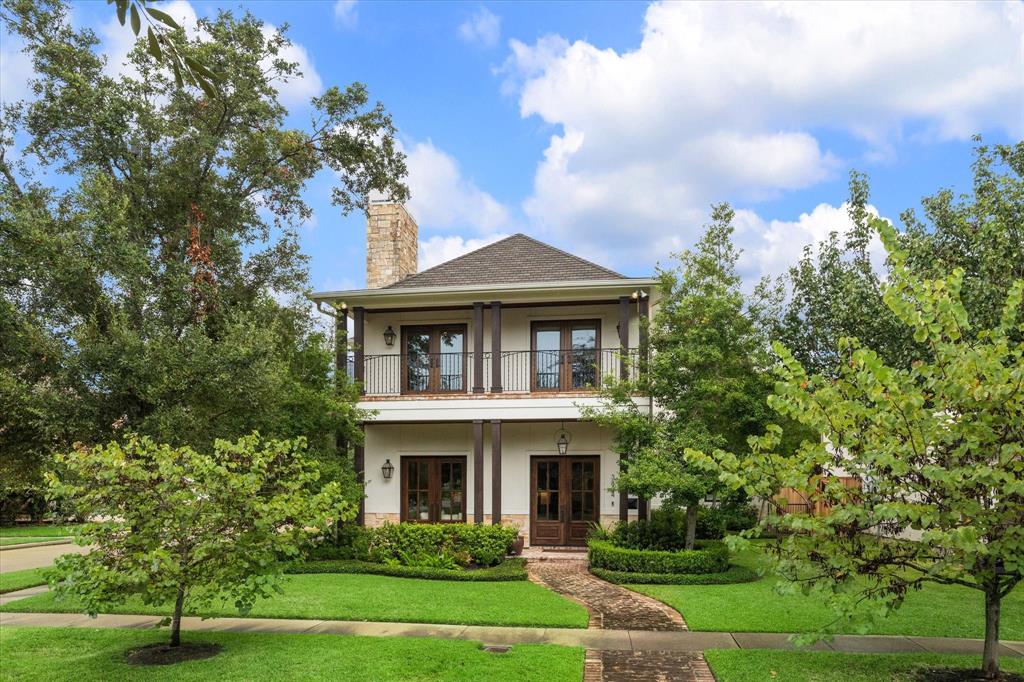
363 420 631 540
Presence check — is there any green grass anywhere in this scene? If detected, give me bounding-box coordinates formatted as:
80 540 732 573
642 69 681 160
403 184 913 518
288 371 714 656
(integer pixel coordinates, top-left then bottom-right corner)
1 573 589 628
705 650 1024 682
0 536 69 546
628 548 1024 639
0 524 76 538
0 567 48 594
0 626 582 681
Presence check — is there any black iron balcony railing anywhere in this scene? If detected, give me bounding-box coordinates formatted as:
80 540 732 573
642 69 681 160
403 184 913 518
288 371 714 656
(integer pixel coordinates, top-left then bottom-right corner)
349 348 641 397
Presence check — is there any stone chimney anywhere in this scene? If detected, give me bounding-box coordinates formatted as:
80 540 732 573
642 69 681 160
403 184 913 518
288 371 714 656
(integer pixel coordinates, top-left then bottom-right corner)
366 201 418 288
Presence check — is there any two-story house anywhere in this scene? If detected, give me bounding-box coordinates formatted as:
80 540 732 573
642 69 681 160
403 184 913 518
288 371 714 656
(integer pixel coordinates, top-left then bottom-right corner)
312 201 657 547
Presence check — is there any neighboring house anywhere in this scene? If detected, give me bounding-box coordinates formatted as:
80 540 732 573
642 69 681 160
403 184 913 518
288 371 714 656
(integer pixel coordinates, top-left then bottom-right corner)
312 201 657 547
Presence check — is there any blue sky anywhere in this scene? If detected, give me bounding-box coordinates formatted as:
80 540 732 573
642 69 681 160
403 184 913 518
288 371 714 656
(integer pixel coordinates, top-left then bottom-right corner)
2 1 1021 292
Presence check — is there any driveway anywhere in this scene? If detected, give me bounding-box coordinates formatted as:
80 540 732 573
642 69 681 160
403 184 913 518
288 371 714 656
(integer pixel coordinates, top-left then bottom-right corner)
0 543 87 573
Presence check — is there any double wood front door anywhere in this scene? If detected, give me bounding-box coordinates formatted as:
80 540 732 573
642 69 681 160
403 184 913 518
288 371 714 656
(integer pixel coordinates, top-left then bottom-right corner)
530 455 600 546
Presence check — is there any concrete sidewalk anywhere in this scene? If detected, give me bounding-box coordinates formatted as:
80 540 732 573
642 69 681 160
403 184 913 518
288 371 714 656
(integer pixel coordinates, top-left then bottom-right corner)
2 603 1022 656
0 543 86 573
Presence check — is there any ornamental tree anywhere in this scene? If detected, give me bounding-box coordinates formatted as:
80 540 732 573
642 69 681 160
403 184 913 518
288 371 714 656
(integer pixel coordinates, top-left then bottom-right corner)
586 205 781 548
692 219 1023 679
48 434 353 648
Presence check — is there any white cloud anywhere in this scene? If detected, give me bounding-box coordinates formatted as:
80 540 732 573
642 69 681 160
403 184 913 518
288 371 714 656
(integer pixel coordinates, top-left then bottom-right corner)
99 0 200 79
419 233 510 271
260 25 324 108
0 31 33 106
458 7 501 48
96 3 321 108
334 1 358 29
503 1 1024 271
734 202 887 284
401 139 510 233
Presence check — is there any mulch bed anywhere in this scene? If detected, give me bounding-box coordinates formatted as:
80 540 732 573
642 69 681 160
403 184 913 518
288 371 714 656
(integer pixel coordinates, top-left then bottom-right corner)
125 642 222 666
911 669 1024 682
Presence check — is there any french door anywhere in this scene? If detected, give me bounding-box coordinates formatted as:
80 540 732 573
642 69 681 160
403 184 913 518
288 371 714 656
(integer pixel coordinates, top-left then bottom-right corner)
531 320 601 392
530 455 600 546
400 457 466 523
402 325 467 394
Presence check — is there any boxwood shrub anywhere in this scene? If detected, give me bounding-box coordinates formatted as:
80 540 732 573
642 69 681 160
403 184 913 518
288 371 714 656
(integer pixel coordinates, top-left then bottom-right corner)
588 539 729 574
590 564 758 585
310 523 520 569
287 558 528 581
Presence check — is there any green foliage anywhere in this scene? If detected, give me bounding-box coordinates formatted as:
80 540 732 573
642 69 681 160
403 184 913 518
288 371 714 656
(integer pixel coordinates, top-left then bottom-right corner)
0 0 405 489
588 540 729 574
590 564 757 585
46 434 353 645
584 204 786 547
694 503 760 540
361 523 519 569
288 558 529 582
692 217 1023 676
761 142 1024 378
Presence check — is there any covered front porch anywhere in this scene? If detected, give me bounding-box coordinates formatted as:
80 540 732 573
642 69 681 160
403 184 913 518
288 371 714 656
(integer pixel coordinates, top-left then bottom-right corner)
356 420 647 546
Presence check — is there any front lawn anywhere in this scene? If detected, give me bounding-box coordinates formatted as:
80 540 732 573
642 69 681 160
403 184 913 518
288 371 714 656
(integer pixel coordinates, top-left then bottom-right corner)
0 525 75 547
0 568 48 594
0 525 76 538
0 626 583 681
705 650 1024 682
628 547 1024 639
1 573 589 628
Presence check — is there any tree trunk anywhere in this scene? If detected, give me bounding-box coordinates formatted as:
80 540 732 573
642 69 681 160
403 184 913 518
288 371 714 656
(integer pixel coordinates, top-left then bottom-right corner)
685 505 698 550
982 586 1001 679
170 585 186 648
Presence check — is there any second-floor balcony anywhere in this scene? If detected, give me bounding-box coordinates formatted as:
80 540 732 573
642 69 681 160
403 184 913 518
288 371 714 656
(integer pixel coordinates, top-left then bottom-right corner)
351 348 642 397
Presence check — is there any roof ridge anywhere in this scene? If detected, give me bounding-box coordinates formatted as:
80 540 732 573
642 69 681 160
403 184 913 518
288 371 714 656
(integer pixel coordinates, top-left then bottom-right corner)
385 234 522 288
511 233 624 279
382 232 629 289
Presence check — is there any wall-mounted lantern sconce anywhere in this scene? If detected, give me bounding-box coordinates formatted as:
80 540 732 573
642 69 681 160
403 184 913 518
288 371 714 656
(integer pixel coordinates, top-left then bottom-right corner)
383 326 396 347
555 422 571 456
381 458 395 480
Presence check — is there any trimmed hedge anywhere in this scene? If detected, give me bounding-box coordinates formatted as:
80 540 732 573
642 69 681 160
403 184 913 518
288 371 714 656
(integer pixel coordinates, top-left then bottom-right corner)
591 564 758 585
287 558 528 582
588 539 729 574
310 522 519 569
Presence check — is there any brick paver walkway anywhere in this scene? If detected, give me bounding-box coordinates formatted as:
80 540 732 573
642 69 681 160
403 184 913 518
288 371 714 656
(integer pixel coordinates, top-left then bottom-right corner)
528 559 685 631
527 558 714 682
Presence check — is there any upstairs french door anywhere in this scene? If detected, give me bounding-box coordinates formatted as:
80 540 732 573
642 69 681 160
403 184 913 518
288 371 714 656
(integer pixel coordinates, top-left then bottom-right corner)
401 457 466 523
531 320 601 392
402 324 467 394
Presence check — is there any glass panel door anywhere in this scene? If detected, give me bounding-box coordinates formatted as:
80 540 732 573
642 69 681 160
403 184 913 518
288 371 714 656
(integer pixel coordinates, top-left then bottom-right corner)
569 325 598 389
570 460 597 522
439 460 464 521
437 329 465 392
535 460 560 521
534 328 561 390
405 330 432 393
406 459 431 521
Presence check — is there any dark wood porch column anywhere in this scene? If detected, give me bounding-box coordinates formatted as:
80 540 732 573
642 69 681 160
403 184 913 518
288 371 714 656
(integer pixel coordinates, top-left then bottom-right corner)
353 306 365 395
637 496 648 521
355 423 365 526
473 302 485 393
618 295 630 380
491 420 501 524
490 301 502 392
473 420 484 524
